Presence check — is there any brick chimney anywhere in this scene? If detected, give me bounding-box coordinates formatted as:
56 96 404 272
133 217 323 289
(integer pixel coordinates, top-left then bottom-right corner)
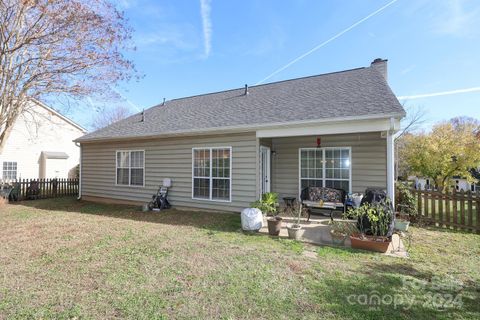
370 58 388 81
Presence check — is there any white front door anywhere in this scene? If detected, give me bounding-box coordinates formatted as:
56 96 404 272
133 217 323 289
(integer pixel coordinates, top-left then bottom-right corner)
259 146 271 195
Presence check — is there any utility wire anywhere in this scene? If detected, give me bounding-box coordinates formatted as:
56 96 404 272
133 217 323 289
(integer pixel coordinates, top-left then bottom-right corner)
255 0 399 85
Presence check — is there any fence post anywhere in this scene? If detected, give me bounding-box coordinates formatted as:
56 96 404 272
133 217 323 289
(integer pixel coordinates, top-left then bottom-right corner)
467 190 473 230
476 190 480 234
446 188 451 227
452 188 458 230
417 188 423 217
431 190 437 224
438 187 444 228
459 189 465 227
424 189 429 220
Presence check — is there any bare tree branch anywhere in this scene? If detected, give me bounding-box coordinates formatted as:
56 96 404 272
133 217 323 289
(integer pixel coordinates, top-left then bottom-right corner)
0 0 136 150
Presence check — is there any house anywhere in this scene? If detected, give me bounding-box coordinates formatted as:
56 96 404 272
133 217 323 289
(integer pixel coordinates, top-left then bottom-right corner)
412 174 479 192
75 58 405 212
0 100 87 181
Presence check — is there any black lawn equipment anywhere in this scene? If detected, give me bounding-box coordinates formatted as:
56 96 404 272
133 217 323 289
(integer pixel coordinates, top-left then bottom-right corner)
148 184 171 211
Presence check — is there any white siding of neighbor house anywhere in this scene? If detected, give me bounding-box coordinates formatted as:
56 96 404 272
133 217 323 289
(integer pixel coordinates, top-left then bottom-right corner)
0 102 85 180
269 132 387 199
80 132 258 212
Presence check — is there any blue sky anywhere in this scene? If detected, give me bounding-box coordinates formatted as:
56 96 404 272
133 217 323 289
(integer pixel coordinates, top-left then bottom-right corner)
68 0 480 130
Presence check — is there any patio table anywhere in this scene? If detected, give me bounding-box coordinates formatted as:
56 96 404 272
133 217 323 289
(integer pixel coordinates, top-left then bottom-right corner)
302 200 338 221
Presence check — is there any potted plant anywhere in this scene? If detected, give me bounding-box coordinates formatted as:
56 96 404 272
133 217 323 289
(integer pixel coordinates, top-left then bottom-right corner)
251 192 282 236
286 202 303 240
329 220 358 246
347 201 393 253
395 182 418 231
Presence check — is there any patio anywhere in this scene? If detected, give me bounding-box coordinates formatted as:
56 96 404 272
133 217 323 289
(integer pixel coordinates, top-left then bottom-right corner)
258 216 408 257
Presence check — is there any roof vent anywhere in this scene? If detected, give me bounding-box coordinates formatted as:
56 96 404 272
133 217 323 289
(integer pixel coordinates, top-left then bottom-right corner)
244 84 249 95
162 98 166 106
140 109 145 122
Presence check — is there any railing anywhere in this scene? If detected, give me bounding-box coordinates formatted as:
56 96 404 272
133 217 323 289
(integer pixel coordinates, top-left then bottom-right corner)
409 187 480 233
4 178 79 200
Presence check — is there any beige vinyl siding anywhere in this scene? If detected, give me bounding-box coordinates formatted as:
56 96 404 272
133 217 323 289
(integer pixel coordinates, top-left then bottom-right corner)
81 132 257 212
270 132 386 199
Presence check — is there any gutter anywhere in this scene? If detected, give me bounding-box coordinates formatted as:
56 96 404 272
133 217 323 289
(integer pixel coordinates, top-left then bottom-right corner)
75 142 82 200
75 112 406 144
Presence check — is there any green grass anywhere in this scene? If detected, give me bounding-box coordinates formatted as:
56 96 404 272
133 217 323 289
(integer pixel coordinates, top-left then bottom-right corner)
0 198 479 319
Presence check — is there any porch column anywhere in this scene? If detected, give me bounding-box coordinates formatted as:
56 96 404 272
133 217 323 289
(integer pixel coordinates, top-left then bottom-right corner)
386 131 395 206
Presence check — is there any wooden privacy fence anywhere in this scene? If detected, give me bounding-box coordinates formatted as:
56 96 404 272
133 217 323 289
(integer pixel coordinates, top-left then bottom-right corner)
409 187 480 233
8 178 79 200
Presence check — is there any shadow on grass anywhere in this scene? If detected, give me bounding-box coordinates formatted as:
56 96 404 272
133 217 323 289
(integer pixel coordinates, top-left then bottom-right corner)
309 260 480 319
10 197 242 233
10 198 388 256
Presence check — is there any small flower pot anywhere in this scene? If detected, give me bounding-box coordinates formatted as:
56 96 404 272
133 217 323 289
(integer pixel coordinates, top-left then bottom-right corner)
394 219 410 232
287 224 302 240
350 235 391 253
267 216 283 236
330 230 347 246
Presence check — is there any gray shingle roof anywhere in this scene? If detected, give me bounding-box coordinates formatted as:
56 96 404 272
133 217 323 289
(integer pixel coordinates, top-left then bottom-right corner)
77 66 405 142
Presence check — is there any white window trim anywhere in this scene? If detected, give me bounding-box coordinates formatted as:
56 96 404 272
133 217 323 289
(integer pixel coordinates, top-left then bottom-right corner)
298 147 352 196
115 150 145 187
192 146 232 203
2 161 17 180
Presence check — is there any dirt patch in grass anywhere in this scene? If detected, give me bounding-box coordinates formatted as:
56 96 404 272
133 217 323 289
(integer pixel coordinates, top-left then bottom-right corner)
0 197 479 319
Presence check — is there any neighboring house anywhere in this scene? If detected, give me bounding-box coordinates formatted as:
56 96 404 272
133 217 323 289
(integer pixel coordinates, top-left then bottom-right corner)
410 167 480 192
412 176 479 192
0 100 87 181
76 58 405 212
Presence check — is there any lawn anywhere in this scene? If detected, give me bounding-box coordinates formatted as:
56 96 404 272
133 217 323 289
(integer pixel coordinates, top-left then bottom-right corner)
0 198 479 319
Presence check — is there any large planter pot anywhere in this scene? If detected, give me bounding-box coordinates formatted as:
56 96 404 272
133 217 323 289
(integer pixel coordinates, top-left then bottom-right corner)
267 216 283 236
330 230 347 246
394 219 410 232
287 224 302 240
350 235 391 253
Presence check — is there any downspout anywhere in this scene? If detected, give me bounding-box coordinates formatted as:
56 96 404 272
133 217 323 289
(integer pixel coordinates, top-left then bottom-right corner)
75 142 82 200
386 117 397 206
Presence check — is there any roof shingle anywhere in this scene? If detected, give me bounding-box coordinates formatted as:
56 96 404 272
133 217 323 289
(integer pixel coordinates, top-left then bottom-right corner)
77 66 405 142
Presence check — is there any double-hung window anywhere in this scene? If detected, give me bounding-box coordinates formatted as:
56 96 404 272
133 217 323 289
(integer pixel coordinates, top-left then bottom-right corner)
192 147 231 201
299 147 351 193
2 161 17 180
116 150 144 186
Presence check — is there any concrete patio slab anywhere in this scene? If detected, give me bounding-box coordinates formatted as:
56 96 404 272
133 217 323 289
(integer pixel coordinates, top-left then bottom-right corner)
258 216 408 258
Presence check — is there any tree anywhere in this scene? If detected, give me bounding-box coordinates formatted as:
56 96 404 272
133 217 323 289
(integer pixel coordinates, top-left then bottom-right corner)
91 105 132 130
0 0 135 150
395 105 427 180
401 118 480 189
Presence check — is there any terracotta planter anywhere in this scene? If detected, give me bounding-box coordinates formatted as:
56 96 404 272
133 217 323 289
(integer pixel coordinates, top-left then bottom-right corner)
287 224 302 240
267 216 283 236
350 235 391 253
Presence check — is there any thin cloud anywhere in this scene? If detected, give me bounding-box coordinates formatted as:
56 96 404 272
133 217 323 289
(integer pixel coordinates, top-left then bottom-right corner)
432 0 480 37
397 86 480 100
200 0 212 58
255 0 399 85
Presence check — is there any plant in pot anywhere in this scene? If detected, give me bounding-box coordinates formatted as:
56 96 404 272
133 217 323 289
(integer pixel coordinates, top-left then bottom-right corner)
329 220 358 246
251 192 281 236
286 202 304 240
348 201 393 253
395 182 418 231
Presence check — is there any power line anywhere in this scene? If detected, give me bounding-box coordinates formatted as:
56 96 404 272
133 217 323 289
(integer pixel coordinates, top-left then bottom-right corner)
255 0 399 85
